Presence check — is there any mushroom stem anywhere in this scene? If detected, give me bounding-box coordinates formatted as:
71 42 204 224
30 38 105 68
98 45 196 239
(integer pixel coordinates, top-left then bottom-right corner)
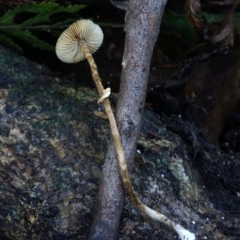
80 42 105 96
80 41 125 167
80 42 195 240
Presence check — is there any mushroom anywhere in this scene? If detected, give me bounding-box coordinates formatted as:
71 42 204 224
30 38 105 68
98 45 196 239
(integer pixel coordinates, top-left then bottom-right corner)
55 20 195 240
56 19 105 95
56 19 103 63
55 20 126 189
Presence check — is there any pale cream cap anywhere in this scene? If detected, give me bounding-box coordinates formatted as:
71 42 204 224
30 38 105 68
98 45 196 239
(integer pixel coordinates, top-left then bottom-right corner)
56 19 103 63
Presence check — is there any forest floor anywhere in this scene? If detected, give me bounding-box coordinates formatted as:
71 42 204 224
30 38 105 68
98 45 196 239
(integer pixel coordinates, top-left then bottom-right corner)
0 0 240 240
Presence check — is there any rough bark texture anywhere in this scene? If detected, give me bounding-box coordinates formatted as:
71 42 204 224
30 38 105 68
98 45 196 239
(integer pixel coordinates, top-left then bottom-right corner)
89 0 168 239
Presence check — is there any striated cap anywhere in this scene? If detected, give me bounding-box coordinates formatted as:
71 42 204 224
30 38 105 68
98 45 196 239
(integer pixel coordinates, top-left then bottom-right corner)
56 19 103 63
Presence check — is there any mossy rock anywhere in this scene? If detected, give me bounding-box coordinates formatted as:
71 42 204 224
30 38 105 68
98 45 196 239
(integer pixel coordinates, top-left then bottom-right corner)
0 45 239 240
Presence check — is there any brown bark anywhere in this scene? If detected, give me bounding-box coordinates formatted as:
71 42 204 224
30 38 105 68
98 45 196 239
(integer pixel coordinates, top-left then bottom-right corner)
89 0 168 239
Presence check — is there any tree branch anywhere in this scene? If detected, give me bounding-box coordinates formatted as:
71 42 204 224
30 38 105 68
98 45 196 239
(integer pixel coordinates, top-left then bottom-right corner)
89 0 168 239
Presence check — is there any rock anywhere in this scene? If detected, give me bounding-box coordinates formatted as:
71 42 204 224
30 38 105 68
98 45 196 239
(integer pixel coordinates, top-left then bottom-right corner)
0 45 239 239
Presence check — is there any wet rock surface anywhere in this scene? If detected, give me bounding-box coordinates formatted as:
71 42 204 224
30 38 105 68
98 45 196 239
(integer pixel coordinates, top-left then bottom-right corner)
0 44 239 240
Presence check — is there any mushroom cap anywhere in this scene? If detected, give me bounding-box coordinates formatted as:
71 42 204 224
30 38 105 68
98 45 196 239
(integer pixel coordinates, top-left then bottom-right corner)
56 19 103 63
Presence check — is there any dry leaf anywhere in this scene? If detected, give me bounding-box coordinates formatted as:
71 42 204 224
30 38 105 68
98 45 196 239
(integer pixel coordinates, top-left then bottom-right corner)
205 0 240 46
185 0 202 31
93 111 108 120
